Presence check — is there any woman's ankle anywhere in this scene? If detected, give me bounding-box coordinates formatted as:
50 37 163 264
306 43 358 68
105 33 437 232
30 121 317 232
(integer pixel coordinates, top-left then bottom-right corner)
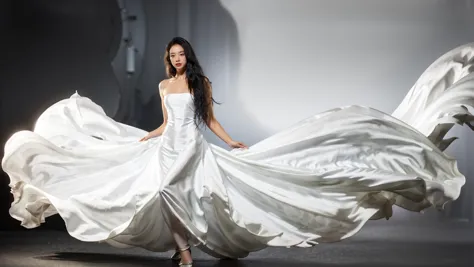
179 246 193 263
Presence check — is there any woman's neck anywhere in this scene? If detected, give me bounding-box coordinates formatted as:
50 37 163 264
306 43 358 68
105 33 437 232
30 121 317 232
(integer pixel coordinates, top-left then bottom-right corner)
175 70 186 79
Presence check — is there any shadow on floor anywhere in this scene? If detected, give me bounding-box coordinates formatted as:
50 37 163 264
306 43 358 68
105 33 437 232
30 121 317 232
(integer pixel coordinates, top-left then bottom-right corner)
32 250 470 267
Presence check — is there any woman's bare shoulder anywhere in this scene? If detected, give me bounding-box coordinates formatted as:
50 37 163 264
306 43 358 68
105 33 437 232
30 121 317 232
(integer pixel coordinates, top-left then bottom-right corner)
158 79 171 92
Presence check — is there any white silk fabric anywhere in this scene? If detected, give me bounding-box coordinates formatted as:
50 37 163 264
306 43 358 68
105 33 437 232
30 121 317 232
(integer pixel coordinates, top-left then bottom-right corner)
2 43 474 259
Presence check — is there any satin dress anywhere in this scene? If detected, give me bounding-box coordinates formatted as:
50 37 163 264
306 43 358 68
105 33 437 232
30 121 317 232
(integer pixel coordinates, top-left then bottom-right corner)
2 42 474 258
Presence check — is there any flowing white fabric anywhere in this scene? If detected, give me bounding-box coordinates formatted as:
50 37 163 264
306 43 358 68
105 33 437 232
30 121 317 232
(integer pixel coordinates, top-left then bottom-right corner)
2 43 474 259
391 42 474 150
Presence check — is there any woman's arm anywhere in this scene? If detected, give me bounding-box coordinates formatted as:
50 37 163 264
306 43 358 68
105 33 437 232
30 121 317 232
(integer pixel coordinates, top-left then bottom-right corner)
139 80 169 141
207 118 233 145
207 118 247 149
205 80 247 149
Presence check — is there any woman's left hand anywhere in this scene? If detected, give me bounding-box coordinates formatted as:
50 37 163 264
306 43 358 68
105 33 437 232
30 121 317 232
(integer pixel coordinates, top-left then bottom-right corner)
228 140 248 149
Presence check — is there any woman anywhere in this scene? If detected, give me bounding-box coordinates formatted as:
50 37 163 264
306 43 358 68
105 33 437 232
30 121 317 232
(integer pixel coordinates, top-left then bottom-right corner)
140 37 249 265
2 37 474 266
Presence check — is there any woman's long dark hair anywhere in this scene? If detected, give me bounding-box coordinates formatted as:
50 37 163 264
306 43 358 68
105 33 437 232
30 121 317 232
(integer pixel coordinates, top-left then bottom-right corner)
164 37 220 129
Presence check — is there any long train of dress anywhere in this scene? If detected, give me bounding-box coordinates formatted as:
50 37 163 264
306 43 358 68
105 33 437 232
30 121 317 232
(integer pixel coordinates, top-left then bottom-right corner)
2 43 474 258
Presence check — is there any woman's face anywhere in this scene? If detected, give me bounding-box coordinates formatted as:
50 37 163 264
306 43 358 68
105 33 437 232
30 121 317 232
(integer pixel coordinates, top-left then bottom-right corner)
169 44 186 72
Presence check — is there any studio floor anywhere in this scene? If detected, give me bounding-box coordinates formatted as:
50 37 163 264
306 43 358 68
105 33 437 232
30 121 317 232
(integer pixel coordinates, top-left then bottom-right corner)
0 222 472 267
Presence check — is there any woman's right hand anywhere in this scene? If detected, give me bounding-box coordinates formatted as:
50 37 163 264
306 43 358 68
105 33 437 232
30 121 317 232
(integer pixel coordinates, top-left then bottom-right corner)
139 133 154 142
139 125 164 142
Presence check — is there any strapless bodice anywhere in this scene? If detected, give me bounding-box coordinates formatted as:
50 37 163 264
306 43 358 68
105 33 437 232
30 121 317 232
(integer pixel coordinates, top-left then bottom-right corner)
164 93 195 129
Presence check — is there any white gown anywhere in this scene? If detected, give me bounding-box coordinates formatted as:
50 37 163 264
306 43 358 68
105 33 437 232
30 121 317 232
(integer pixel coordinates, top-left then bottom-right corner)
2 43 474 259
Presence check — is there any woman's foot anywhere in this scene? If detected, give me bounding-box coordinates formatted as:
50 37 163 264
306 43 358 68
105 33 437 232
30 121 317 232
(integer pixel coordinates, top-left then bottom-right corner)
178 246 193 266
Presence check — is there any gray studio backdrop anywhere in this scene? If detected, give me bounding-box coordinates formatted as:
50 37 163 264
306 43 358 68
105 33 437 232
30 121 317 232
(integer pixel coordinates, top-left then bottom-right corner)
0 0 473 229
